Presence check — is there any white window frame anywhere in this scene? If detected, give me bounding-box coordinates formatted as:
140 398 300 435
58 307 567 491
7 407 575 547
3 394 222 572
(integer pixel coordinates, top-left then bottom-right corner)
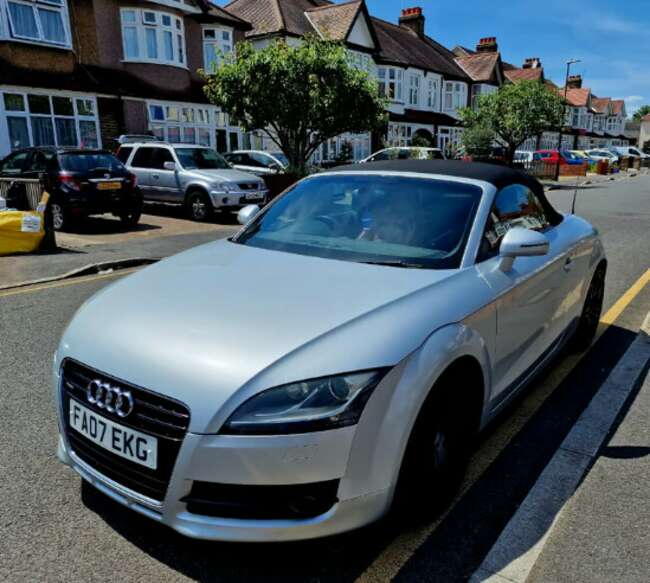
426 76 439 110
0 87 100 156
202 25 233 73
408 72 421 107
146 100 243 152
377 66 404 102
443 81 467 115
120 8 186 68
471 83 497 110
3 0 71 48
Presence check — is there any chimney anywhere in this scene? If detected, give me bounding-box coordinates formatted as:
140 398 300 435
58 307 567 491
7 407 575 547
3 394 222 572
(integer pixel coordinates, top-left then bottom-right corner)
523 57 541 69
566 74 583 89
399 7 425 38
476 37 498 53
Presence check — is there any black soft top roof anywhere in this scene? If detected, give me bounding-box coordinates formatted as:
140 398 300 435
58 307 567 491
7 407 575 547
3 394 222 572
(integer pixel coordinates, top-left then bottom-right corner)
325 160 562 225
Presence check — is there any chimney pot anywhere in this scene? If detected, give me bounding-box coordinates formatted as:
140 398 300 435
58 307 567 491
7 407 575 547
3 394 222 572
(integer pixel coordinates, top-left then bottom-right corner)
566 74 583 89
476 36 498 52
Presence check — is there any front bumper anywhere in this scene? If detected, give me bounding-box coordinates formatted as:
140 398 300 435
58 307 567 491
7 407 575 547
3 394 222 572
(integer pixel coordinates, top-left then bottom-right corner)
57 427 391 542
209 189 269 210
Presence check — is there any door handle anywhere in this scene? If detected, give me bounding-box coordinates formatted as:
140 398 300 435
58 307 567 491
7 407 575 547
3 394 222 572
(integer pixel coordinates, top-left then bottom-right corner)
152 174 160 179
563 257 573 272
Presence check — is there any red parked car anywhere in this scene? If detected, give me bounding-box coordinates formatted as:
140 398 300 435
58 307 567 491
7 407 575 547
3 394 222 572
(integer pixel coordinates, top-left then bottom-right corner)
533 150 584 166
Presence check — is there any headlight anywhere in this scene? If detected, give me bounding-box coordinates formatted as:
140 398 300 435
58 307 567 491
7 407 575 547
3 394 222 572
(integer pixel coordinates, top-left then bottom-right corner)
212 182 237 192
221 369 388 435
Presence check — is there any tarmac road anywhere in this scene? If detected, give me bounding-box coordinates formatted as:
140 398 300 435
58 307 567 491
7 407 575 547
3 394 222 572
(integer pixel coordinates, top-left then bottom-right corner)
1 177 649 582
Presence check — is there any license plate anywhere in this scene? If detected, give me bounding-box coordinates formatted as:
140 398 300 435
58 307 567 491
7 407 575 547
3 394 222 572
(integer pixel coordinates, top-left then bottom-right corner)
97 181 121 191
245 192 264 201
69 400 158 470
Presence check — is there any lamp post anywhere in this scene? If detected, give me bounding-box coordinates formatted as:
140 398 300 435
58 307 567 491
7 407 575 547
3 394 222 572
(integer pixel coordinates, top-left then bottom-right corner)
555 58 581 181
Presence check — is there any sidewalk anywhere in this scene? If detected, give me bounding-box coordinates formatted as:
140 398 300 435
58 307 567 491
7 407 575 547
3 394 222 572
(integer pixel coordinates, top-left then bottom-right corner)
528 366 650 583
0 224 237 289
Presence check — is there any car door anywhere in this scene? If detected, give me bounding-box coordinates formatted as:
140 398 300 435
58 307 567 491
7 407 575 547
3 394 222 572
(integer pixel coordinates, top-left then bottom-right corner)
149 147 181 202
129 147 156 201
476 183 575 406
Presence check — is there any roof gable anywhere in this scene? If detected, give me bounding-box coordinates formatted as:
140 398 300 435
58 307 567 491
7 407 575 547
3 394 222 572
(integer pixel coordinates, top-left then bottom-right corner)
305 0 377 49
455 52 500 83
347 8 375 48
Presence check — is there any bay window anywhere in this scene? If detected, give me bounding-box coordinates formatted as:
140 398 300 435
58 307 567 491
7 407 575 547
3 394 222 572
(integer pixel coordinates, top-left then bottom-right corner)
443 81 467 114
471 84 497 110
1 90 99 153
4 0 70 46
121 9 185 67
203 26 233 73
378 67 403 102
408 73 421 107
426 77 438 110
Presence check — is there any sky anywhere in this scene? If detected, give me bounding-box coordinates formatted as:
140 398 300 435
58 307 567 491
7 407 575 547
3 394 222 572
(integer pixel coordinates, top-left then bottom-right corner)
217 0 650 117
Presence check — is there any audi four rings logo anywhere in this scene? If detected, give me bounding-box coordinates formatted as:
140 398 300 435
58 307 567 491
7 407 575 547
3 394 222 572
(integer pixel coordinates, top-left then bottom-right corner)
86 379 134 418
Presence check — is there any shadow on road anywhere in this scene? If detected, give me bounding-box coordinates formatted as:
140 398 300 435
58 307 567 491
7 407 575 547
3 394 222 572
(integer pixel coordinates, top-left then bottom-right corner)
64 216 162 236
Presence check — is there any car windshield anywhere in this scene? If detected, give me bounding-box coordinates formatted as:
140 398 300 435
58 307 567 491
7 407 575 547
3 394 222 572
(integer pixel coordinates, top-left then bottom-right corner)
234 174 483 269
59 153 125 173
270 152 289 166
176 148 230 170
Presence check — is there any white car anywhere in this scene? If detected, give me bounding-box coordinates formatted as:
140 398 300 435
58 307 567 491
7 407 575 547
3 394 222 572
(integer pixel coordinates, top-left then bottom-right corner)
612 146 649 160
361 146 445 163
223 150 289 176
54 160 605 542
585 149 619 164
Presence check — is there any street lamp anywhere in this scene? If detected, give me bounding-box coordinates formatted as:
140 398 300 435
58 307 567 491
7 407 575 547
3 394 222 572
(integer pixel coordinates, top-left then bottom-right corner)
555 58 581 181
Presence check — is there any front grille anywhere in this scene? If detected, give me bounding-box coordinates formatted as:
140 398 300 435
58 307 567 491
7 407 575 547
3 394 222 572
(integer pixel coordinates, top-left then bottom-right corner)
237 182 260 191
182 480 340 520
61 359 190 502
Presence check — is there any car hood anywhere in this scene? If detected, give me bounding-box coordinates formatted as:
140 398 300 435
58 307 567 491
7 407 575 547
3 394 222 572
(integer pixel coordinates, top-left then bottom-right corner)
188 168 263 184
58 241 466 432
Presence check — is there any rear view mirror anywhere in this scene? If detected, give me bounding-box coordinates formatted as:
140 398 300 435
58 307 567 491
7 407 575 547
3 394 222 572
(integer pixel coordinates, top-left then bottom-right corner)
499 227 549 272
163 161 177 171
237 204 260 225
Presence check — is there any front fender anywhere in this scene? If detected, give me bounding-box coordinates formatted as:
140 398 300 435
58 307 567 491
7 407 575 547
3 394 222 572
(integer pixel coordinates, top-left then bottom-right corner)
340 322 492 501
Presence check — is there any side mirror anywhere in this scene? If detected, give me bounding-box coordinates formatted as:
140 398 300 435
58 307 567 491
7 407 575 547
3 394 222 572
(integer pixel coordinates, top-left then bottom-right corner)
498 227 549 272
237 204 260 225
163 161 177 172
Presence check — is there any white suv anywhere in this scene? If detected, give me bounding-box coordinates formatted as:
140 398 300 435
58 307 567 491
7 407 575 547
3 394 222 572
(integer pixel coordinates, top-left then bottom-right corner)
116 143 268 221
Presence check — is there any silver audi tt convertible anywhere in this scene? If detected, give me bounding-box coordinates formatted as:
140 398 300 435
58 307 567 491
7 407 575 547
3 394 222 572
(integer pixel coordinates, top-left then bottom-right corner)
54 160 606 541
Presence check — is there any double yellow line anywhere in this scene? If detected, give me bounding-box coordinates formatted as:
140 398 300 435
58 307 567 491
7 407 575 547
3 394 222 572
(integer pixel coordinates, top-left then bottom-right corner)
357 268 650 583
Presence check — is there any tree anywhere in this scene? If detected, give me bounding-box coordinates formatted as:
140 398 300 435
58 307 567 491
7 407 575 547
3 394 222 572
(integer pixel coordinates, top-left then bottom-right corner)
632 105 650 121
460 80 565 165
461 121 494 160
203 36 387 175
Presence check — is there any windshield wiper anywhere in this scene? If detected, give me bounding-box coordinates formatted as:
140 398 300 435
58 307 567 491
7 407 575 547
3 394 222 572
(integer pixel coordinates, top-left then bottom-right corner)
357 260 426 269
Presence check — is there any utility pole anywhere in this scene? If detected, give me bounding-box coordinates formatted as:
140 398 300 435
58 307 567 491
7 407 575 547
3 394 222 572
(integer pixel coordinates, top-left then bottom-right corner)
555 59 581 181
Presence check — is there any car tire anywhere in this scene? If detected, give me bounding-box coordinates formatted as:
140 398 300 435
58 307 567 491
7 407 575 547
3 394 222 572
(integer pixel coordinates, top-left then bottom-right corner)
119 194 143 229
187 190 212 222
51 202 69 232
571 264 606 352
393 377 476 523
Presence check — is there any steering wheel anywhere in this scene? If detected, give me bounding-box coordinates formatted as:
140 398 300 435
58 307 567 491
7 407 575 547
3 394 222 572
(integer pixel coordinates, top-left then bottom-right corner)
314 215 337 231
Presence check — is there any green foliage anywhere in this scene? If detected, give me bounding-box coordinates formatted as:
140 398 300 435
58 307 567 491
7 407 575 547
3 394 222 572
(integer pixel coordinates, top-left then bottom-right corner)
461 122 493 159
336 141 354 163
202 36 387 175
410 132 433 147
460 81 565 164
632 105 650 121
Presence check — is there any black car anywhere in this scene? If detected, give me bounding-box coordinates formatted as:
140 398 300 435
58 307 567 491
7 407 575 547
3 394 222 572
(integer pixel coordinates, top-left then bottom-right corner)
0 148 142 231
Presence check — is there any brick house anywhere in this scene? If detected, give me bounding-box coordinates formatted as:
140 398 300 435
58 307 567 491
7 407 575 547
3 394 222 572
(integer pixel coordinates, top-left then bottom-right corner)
0 0 250 157
224 0 473 158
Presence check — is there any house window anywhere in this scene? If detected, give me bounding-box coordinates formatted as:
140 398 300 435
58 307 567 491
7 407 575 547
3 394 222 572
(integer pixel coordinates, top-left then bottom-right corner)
203 26 233 73
5 0 70 46
471 84 497 110
443 81 467 113
347 50 372 73
408 73 420 106
426 77 438 110
121 9 185 67
377 67 403 101
1 90 99 154
147 101 241 151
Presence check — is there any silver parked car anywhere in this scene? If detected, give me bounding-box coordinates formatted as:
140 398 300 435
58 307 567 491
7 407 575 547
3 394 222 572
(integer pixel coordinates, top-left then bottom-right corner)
117 143 268 221
54 160 606 542
223 150 289 176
